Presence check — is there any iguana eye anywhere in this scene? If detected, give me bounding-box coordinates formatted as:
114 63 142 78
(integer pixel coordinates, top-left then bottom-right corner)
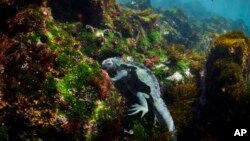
107 62 112 66
106 60 114 68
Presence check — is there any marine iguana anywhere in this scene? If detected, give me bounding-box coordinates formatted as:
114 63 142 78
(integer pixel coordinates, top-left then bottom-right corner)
101 57 176 138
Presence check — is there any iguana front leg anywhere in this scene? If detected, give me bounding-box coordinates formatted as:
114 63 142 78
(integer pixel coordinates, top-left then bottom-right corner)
128 92 149 119
111 70 128 82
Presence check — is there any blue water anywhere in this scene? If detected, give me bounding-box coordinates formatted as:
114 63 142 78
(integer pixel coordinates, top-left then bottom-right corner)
118 0 250 30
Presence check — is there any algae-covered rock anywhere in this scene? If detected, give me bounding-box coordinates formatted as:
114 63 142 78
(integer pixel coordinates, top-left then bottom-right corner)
3 0 250 140
123 0 152 10
136 8 159 29
206 32 250 98
48 0 105 26
0 2 124 140
201 32 250 140
160 8 198 48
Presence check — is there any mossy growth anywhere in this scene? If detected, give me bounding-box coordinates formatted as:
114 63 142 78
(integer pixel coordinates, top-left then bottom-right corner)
188 51 206 73
136 10 159 31
3 35 58 124
165 44 187 65
46 19 81 51
202 32 250 140
78 27 130 58
133 120 149 141
103 11 114 28
8 6 44 35
212 32 250 68
112 9 135 37
152 66 168 82
79 30 99 57
46 18 125 140
149 50 169 81
136 8 159 24
148 49 167 60
176 60 189 71
214 59 247 101
165 82 197 131
55 62 100 118
101 31 129 54
138 35 151 51
45 18 119 119
22 31 42 43
122 113 175 141
1 8 127 139
207 32 250 100
162 44 191 75
148 46 191 84
148 29 162 45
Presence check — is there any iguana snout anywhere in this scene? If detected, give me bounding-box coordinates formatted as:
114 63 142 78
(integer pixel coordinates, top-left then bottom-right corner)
101 58 119 73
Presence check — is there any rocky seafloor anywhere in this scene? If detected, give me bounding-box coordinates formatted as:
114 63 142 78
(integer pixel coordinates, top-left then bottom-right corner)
0 0 250 141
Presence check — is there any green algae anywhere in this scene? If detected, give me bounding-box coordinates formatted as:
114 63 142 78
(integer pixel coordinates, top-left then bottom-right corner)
133 120 149 141
3 0 250 141
149 29 162 45
138 35 151 49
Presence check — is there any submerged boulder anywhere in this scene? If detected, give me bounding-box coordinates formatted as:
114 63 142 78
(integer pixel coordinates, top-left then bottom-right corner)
161 8 198 48
206 32 250 98
202 32 250 140
48 0 115 26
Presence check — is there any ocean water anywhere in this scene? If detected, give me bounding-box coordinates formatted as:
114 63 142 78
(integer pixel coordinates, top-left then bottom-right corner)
118 0 250 33
1 1 250 140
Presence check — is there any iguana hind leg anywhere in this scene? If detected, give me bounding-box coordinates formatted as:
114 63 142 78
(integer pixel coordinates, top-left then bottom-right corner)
128 92 149 119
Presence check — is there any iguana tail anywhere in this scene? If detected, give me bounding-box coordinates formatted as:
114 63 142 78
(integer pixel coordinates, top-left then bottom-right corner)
153 98 177 141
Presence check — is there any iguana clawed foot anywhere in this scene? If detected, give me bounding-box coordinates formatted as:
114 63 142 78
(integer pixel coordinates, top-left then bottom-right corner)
128 104 148 118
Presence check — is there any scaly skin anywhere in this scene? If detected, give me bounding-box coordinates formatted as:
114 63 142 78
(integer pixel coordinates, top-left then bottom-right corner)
102 57 176 139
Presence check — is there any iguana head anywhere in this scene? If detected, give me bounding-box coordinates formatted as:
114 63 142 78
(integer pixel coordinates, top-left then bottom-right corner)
101 57 122 73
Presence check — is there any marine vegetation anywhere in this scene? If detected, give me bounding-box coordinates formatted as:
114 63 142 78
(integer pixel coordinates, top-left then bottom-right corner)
199 32 250 141
0 0 250 141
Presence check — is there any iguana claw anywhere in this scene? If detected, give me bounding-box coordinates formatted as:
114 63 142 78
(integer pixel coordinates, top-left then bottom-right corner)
154 114 159 124
128 104 148 118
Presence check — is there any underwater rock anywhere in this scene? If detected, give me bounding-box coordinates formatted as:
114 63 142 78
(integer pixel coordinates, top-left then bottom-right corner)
3 0 250 140
183 68 193 78
205 32 250 103
201 32 250 140
111 9 146 39
143 55 160 68
88 69 112 99
163 8 191 37
206 32 250 88
0 0 48 33
0 1 125 140
1 37 58 139
125 56 134 62
48 0 105 26
6 4 52 37
159 8 198 48
123 0 152 10
166 71 183 84
135 8 159 29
